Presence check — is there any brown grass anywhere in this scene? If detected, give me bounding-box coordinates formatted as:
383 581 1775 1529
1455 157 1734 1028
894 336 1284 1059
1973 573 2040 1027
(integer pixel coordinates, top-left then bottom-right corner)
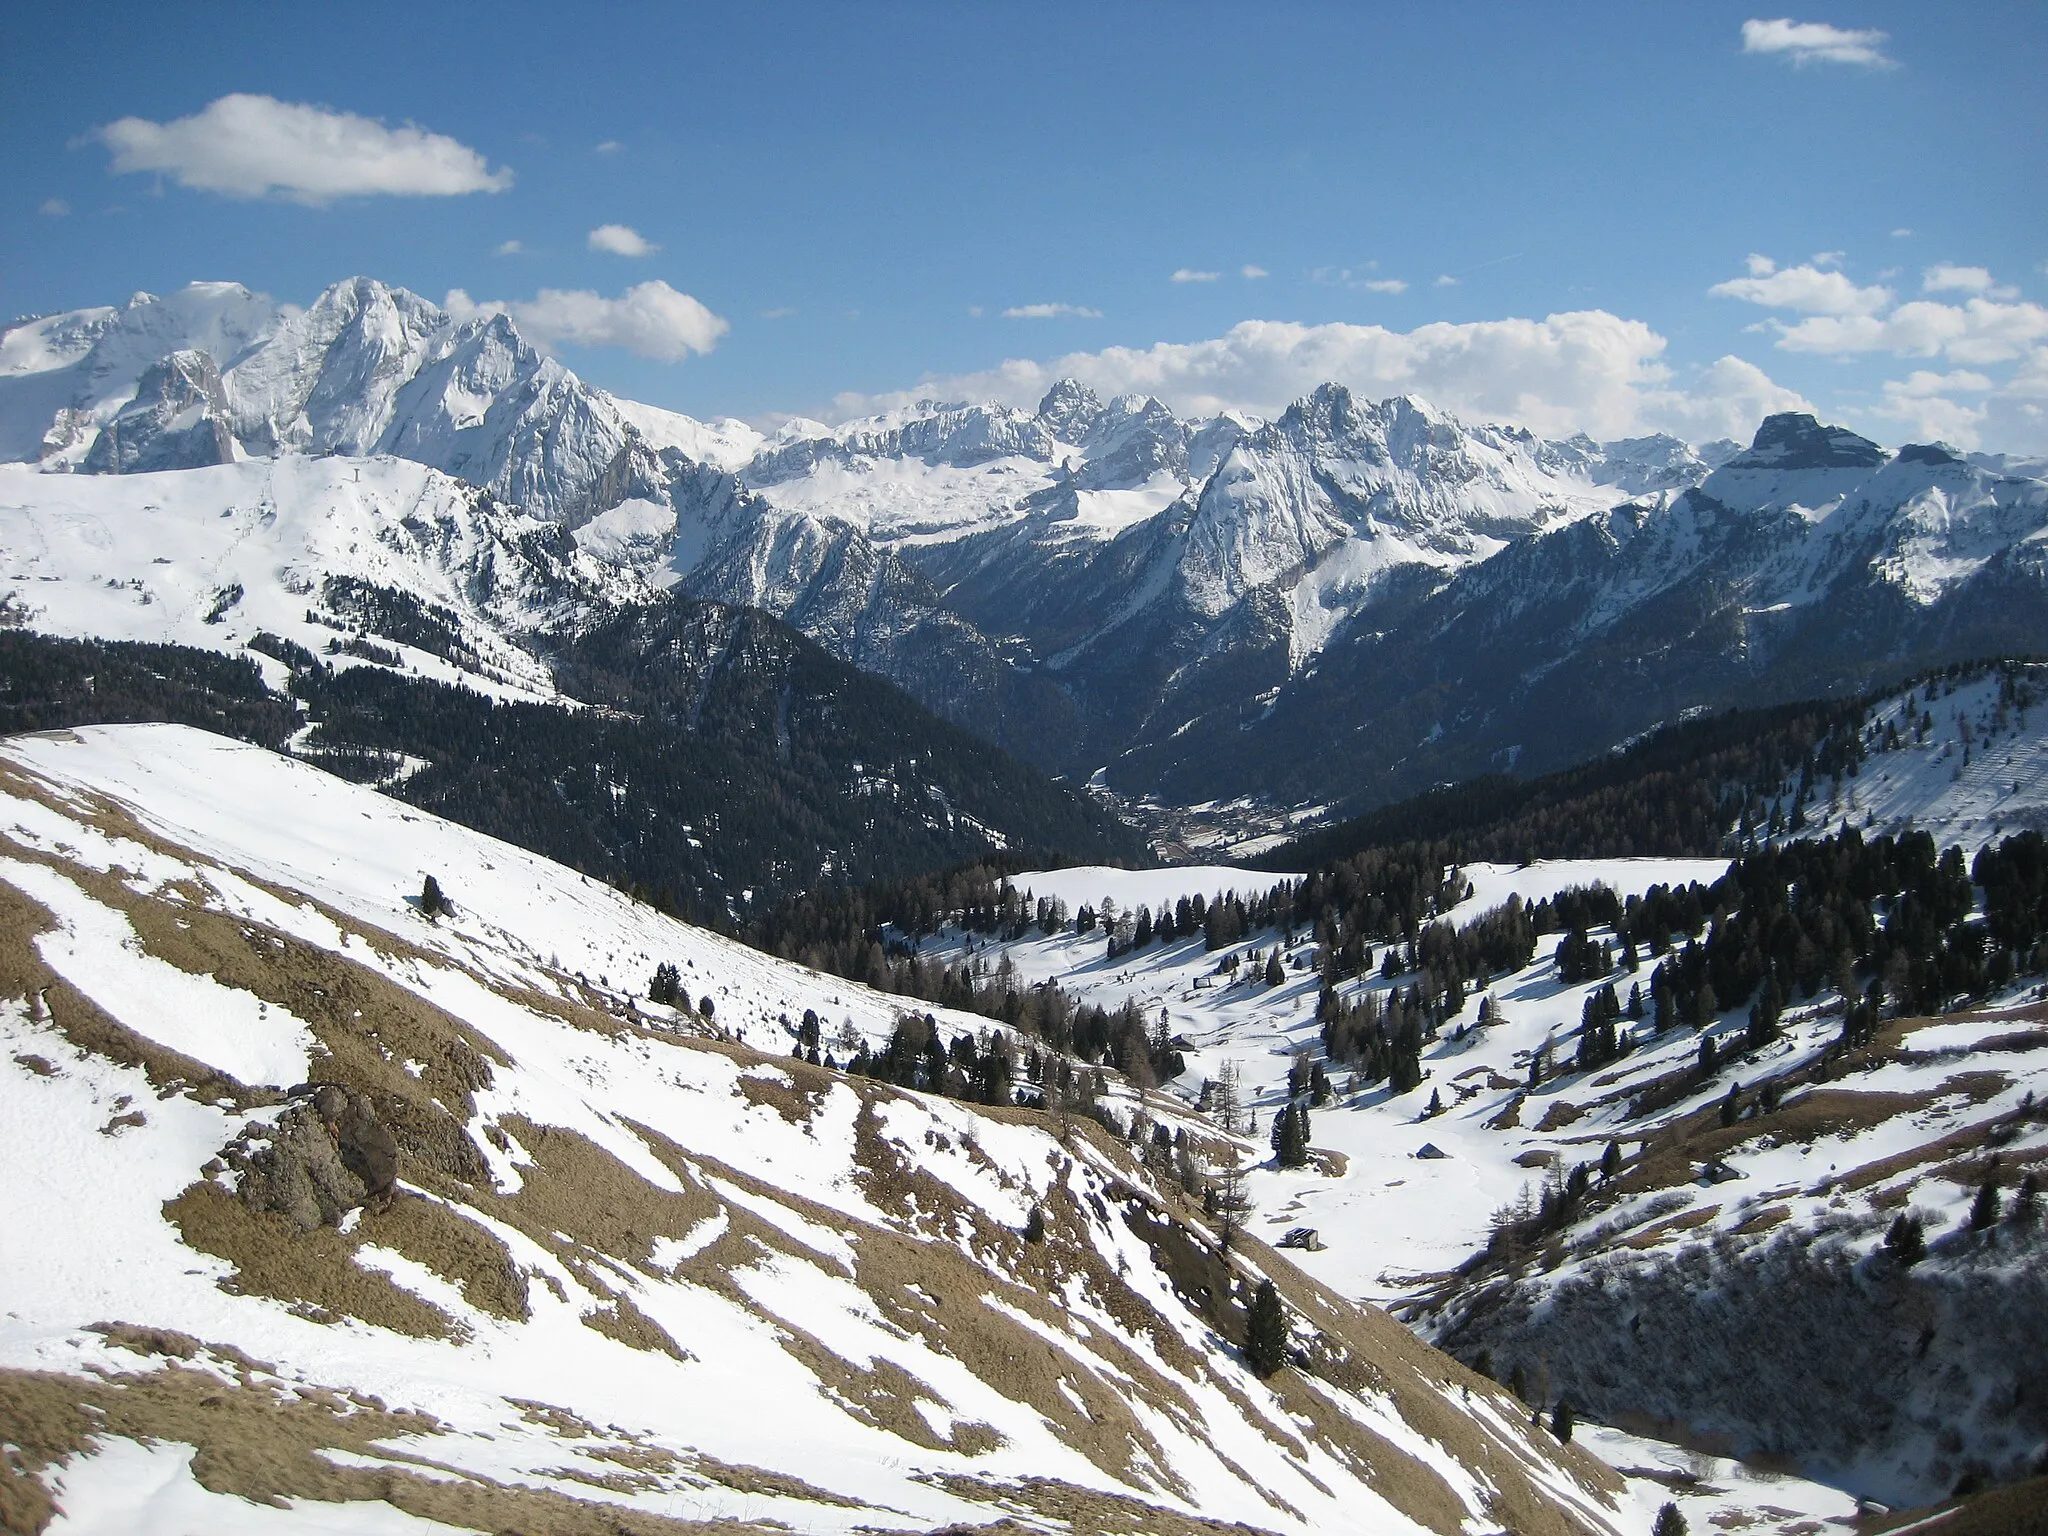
1534 1100 1584 1133
0 1358 767 1535
164 1183 458 1339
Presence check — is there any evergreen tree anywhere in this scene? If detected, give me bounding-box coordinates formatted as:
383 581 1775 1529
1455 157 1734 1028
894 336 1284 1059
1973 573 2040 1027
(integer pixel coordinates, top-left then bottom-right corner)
1022 1204 1046 1243
1601 1141 1622 1181
1549 1399 1575 1443
1273 1103 1311 1168
1653 1503 1687 1536
1264 949 1286 987
1969 1163 2002 1231
647 962 681 1007
2007 1172 2039 1229
1885 1212 1926 1266
420 874 447 917
1244 1278 1289 1377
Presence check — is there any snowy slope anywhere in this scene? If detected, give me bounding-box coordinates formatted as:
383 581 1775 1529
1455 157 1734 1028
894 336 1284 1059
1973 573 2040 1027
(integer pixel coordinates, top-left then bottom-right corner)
0 456 635 699
1777 664 2048 852
0 724 1630 1536
931 843 2047 1512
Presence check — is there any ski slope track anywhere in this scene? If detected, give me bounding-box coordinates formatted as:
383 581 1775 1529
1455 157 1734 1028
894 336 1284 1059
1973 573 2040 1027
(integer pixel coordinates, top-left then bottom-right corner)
0 724 1633 1536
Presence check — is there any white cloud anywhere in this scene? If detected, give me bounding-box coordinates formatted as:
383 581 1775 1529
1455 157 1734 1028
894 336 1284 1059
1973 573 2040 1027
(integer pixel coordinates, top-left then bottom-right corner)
38 198 69 216
96 94 512 203
1884 368 1995 397
1711 263 1893 315
494 239 523 256
1745 253 1777 277
1433 275 1459 288
763 306 797 319
1002 303 1102 319
1891 227 1914 238
1171 268 1221 283
1362 279 1409 295
444 280 727 361
1923 262 2017 299
828 309 1809 443
593 140 623 154
1772 298 2048 364
1241 265 1269 280
1871 378 1989 447
1740 18 1894 68
588 223 658 257
1810 250 1846 268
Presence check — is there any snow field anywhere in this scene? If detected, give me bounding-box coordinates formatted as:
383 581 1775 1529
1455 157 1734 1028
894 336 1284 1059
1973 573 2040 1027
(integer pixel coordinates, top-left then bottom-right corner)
0 724 1624 1536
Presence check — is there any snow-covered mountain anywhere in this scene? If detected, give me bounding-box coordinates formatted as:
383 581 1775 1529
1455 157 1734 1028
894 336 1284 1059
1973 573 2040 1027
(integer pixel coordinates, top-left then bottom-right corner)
7 280 2048 823
0 723 1631 1536
2 280 762 520
1133 415 2048 814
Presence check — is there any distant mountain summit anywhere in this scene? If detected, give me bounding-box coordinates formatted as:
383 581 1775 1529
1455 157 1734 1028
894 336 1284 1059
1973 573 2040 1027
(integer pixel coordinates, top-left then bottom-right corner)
6 280 2047 827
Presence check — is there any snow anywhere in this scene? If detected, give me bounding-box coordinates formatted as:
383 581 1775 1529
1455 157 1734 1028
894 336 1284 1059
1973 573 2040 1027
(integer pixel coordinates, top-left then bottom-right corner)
0 724 1636 1536
44 1438 479 1535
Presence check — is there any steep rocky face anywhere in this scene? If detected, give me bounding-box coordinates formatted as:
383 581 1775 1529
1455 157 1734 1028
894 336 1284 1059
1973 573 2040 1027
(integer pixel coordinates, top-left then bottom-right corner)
1123 413 2048 814
81 349 237 474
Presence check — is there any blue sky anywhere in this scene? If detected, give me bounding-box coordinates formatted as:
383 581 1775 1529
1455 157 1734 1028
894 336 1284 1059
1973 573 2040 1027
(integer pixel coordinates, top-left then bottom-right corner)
4 1 2045 449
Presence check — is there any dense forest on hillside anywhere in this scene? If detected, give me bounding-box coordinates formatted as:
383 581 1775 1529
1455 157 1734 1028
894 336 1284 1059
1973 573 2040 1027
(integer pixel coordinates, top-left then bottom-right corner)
0 622 1138 918
1260 695 1869 873
0 631 299 744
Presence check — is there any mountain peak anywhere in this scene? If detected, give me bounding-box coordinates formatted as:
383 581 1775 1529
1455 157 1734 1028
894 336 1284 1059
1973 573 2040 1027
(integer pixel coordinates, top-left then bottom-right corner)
1727 412 1887 470
1035 377 1104 439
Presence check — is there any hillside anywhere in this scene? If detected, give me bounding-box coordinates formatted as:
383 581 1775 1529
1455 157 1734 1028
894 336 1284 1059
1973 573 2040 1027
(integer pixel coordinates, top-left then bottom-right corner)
1261 660 2048 872
0 723 1629 1536
892 751 2048 1515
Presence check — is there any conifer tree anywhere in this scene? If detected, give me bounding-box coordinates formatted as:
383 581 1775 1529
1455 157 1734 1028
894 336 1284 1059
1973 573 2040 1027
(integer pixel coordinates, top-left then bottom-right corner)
1969 1161 2002 1231
1549 1399 1574 1443
1653 1503 1687 1536
1023 1204 1046 1243
1885 1212 1926 1266
1244 1278 1289 1377
420 874 447 917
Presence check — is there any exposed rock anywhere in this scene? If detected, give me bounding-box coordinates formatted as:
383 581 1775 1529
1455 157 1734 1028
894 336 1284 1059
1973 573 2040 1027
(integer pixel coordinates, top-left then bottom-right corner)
82 349 236 474
223 1085 397 1230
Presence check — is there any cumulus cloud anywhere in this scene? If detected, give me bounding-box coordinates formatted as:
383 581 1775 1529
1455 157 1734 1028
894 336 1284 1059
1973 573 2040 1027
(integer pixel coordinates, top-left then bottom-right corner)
1740 18 1894 68
1710 262 1893 315
593 140 623 154
1923 262 2017 299
588 223 658 257
96 94 512 203
494 239 523 256
1362 279 1409 295
1171 268 1221 283
1002 303 1102 319
1434 275 1459 288
1871 377 1989 447
827 309 1809 443
1892 227 1914 238
444 280 727 361
1241 265 1269 280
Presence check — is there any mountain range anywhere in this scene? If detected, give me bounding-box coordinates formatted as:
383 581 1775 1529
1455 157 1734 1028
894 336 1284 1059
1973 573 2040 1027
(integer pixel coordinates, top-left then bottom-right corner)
6 277 2048 836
